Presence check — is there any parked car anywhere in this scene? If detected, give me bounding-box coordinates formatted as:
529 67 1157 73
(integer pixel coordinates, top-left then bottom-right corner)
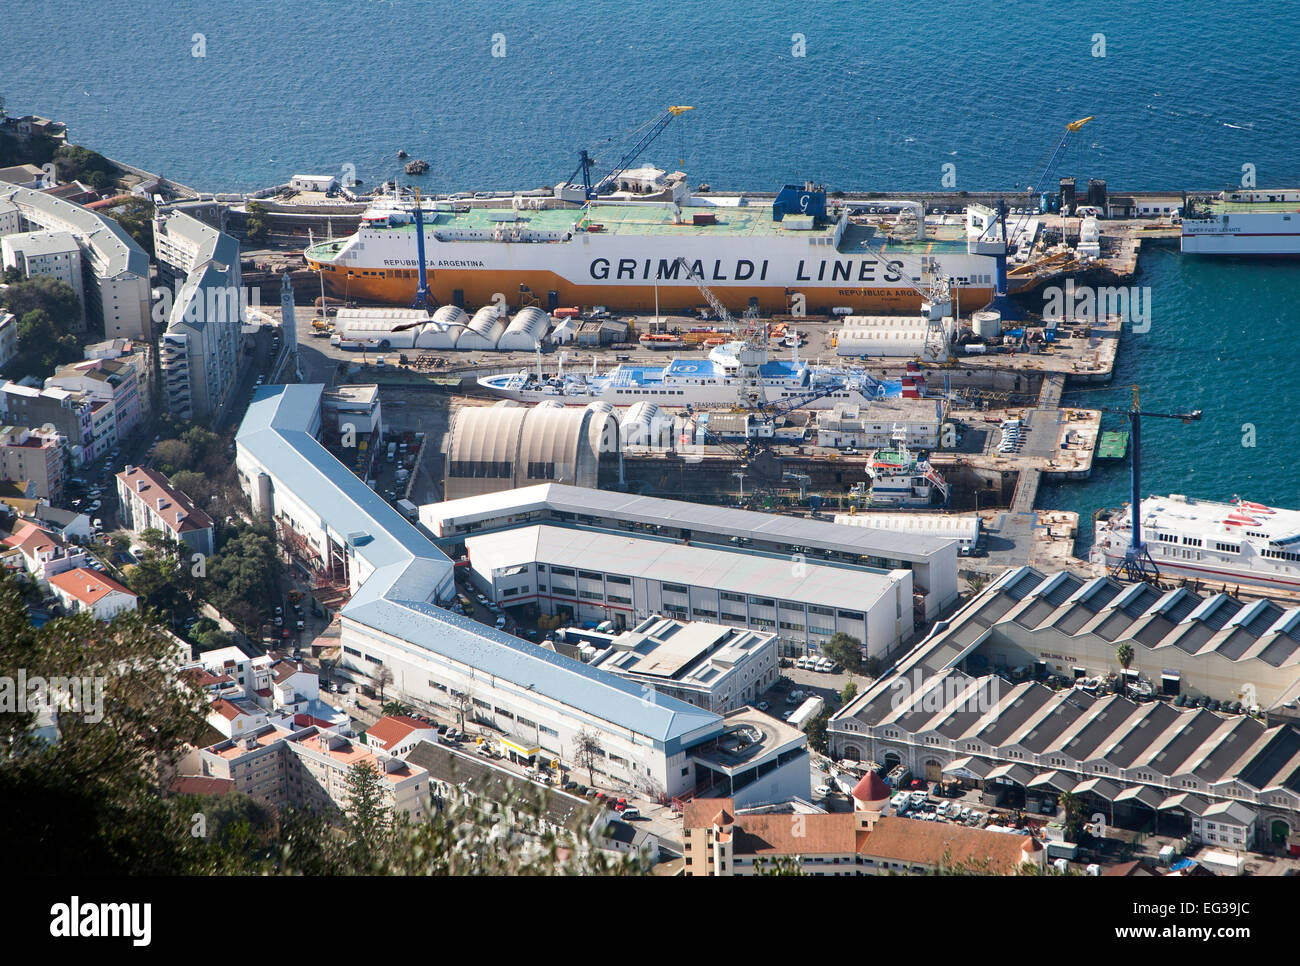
815 784 832 797
757 701 769 712
494 615 507 629
621 808 641 821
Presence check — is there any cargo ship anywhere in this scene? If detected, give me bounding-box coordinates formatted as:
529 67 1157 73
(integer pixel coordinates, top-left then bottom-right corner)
477 338 916 409
304 172 1017 314
1091 493 1300 591
1181 189 1300 256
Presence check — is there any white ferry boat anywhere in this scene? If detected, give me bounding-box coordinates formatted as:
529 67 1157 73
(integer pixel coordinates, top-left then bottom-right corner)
1092 494 1300 591
477 338 913 409
1181 189 1300 256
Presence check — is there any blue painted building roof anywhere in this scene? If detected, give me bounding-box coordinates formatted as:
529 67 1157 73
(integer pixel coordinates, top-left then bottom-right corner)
236 385 722 748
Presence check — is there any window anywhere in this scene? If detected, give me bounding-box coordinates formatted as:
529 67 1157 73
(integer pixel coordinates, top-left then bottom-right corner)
551 566 575 577
663 583 689 595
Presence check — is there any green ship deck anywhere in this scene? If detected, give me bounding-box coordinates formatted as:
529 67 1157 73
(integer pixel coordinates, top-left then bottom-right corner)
306 199 973 258
1097 430 1129 459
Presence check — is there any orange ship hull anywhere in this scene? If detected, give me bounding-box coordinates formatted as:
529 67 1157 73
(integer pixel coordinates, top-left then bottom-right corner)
304 259 995 315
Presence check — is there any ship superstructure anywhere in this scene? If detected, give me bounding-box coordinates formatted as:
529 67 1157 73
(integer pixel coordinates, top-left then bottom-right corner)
1181 189 1300 256
1092 493 1300 590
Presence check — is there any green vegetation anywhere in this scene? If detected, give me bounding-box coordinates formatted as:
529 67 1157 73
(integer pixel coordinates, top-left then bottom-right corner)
0 275 84 380
102 196 154 252
245 200 270 243
822 631 865 675
841 680 858 705
806 710 830 754
52 144 116 190
1117 642 1134 671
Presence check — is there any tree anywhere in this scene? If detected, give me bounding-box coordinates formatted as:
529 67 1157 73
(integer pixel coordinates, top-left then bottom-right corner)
1058 790 1085 842
822 632 864 674
966 573 989 597
102 197 154 252
1116 642 1134 672
245 201 270 243
805 711 831 755
373 666 394 704
342 760 393 873
574 729 602 785
841 681 858 706
381 700 413 717
151 440 194 476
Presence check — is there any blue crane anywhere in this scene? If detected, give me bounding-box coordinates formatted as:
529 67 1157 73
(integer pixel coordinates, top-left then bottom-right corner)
409 187 438 311
568 106 694 199
1096 385 1202 582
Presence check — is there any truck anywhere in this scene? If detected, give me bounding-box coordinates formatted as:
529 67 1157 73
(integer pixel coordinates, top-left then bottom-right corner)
786 696 825 731
395 498 418 521
386 442 397 462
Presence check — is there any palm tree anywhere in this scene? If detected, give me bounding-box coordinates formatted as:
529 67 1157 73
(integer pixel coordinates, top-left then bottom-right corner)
1116 642 1134 672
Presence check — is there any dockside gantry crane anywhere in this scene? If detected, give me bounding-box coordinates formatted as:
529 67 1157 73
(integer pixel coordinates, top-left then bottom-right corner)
1095 385 1203 583
568 106 694 199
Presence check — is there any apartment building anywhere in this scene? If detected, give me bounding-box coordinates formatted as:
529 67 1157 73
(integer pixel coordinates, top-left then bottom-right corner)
0 380 96 465
0 182 151 340
0 424 65 502
200 724 431 822
115 464 214 557
1 229 85 329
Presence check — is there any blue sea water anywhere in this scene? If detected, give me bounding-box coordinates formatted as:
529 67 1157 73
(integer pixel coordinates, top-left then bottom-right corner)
3 0 1299 542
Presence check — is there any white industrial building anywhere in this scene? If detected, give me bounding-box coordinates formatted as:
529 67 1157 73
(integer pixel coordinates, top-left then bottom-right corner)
235 385 806 806
443 400 621 500
456 305 508 350
1 230 85 328
459 521 915 659
833 512 981 553
620 401 674 449
588 616 779 714
421 483 960 623
0 181 151 340
496 306 552 351
416 305 471 348
332 307 428 348
835 315 955 362
815 398 945 449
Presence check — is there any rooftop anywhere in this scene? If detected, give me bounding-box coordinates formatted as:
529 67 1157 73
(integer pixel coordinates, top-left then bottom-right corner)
469 524 905 613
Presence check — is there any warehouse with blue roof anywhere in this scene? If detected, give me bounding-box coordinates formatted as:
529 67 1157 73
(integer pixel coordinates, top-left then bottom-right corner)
235 385 810 804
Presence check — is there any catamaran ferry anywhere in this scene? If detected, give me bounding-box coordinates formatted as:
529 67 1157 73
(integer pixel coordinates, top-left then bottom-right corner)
477 338 916 409
304 173 1017 314
1092 493 1300 591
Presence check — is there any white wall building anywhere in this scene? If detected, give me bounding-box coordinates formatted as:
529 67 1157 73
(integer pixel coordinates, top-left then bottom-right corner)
815 398 944 449
589 616 779 714
0 182 151 340
48 566 137 620
1 230 85 328
235 386 809 805
155 211 244 424
464 524 914 659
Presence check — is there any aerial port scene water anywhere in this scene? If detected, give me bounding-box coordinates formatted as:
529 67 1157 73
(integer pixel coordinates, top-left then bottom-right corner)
0 0 1296 933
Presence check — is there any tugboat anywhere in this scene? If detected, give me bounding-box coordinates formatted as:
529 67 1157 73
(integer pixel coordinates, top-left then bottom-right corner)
404 159 429 175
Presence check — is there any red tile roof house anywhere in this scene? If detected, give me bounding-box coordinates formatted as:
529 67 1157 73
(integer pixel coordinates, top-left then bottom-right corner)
4 520 92 580
363 714 440 757
115 465 214 557
47 566 137 620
